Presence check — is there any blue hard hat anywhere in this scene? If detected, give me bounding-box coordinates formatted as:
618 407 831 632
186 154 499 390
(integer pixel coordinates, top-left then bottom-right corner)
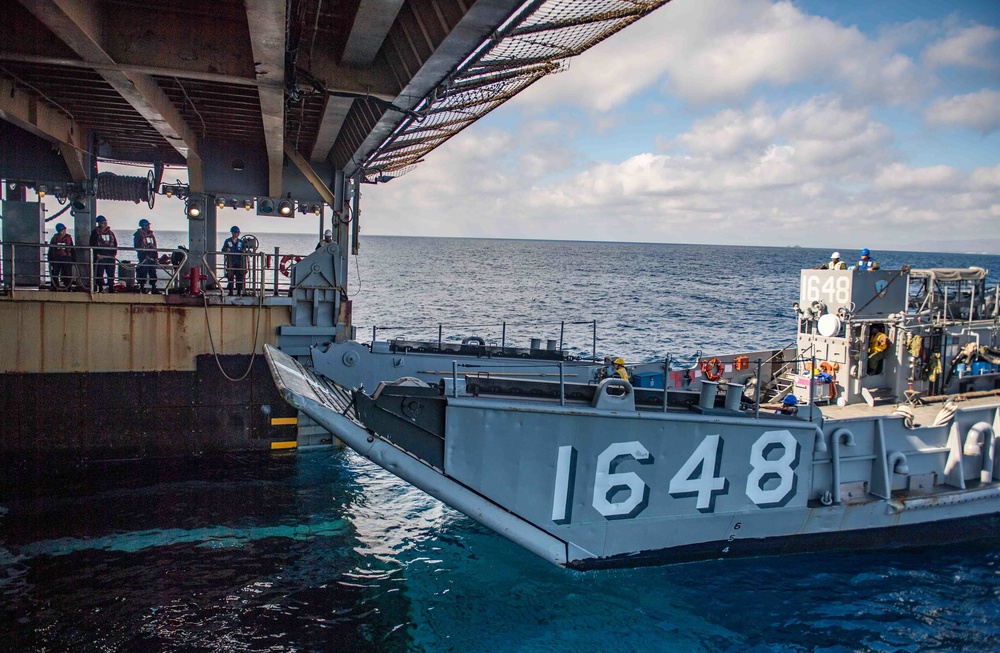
231 225 240 233
783 395 798 405
139 218 150 227
860 248 870 256
55 223 66 232
96 215 107 223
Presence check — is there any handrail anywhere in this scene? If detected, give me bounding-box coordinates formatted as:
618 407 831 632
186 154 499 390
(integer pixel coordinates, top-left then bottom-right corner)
1 239 187 294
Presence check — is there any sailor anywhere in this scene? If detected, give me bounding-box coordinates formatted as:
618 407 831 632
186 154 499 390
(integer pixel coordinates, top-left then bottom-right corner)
89 216 118 292
133 219 160 293
817 251 847 270
48 223 75 290
776 394 798 415
221 226 246 296
854 248 880 271
316 229 334 250
613 357 629 382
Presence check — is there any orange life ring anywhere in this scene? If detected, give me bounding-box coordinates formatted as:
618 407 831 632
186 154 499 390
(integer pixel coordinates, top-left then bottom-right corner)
701 358 724 381
279 254 302 277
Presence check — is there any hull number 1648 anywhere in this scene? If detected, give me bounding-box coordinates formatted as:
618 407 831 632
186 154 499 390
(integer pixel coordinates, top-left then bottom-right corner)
550 430 800 522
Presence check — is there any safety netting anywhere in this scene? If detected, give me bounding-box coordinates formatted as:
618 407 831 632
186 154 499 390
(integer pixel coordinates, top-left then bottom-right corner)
360 0 671 183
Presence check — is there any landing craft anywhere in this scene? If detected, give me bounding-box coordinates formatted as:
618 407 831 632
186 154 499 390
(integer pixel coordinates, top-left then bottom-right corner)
266 267 1000 568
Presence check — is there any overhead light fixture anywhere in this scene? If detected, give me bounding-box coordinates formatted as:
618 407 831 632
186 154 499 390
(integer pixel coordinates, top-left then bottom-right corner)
71 196 87 211
230 198 239 210
243 199 253 211
164 185 174 198
258 198 274 214
216 196 227 209
278 200 293 216
187 198 204 218
311 204 322 216
37 184 48 198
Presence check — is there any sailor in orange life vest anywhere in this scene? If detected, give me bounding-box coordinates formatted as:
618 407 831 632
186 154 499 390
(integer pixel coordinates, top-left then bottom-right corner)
221 226 246 296
133 218 160 293
48 223 75 290
89 215 118 292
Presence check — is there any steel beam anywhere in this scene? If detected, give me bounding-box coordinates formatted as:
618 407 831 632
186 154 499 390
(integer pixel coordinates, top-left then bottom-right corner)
310 97 353 164
0 53 259 88
284 143 336 206
0 78 88 181
245 0 286 198
16 0 201 166
342 0 407 66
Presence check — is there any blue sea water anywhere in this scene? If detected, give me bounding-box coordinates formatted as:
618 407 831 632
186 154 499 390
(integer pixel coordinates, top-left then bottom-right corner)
2 237 1000 652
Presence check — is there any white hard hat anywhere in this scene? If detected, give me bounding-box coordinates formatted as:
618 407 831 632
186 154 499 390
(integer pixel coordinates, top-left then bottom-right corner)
324 229 333 237
831 251 841 259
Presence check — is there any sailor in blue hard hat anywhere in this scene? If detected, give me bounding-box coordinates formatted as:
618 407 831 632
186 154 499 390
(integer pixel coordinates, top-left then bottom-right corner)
222 226 246 296
134 217 160 293
89 215 118 292
776 394 799 415
855 248 879 271
48 221 75 289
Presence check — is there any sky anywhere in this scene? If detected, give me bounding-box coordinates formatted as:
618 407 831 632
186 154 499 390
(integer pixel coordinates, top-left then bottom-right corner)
45 0 1000 254
359 0 1000 254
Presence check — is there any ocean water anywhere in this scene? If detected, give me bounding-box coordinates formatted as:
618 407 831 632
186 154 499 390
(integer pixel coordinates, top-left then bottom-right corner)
2 237 1000 652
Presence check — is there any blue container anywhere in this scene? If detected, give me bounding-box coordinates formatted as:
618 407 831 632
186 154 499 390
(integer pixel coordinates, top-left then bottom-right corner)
956 363 968 378
972 362 988 375
631 372 665 389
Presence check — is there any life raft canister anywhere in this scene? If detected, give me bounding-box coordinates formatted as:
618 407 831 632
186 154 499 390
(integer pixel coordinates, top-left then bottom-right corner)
701 358 724 381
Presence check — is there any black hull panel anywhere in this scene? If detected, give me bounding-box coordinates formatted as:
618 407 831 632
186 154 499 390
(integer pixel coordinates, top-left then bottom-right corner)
0 355 298 459
569 512 1000 570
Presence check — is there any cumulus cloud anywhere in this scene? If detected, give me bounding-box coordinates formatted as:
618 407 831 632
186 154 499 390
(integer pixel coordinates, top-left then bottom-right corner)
925 89 1000 133
362 3 1000 252
873 163 961 191
923 25 1000 68
514 0 928 111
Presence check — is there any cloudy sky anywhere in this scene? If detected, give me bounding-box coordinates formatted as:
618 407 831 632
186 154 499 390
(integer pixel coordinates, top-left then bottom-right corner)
359 0 1000 253
79 0 1000 253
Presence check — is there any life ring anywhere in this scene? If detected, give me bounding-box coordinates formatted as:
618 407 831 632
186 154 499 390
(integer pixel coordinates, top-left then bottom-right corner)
279 254 302 277
701 358 724 381
462 336 486 347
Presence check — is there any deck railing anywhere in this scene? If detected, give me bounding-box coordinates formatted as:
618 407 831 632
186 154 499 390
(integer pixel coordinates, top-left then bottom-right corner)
0 240 318 298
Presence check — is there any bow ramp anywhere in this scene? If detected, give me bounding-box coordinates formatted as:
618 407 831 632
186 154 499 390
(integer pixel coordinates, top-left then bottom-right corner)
263 344 572 566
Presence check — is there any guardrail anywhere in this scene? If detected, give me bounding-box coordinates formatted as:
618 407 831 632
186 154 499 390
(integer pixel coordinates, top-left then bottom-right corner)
199 247 312 297
0 240 186 294
0 239 317 298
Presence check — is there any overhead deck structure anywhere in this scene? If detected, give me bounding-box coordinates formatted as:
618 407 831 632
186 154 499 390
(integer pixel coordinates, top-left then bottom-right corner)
0 0 670 196
0 0 672 458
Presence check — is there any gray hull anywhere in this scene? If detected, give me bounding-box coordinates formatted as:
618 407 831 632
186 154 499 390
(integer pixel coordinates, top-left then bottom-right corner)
265 345 1000 568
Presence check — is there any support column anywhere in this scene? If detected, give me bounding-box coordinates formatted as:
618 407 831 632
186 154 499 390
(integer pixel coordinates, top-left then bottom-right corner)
185 196 217 286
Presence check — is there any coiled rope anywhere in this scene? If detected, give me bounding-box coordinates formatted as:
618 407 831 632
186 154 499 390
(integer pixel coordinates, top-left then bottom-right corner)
96 171 155 208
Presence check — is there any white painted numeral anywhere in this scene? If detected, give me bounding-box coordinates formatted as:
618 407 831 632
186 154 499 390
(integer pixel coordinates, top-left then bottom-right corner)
668 434 727 512
551 445 574 522
835 275 851 305
805 276 820 302
592 441 650 518
745 430 799 507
